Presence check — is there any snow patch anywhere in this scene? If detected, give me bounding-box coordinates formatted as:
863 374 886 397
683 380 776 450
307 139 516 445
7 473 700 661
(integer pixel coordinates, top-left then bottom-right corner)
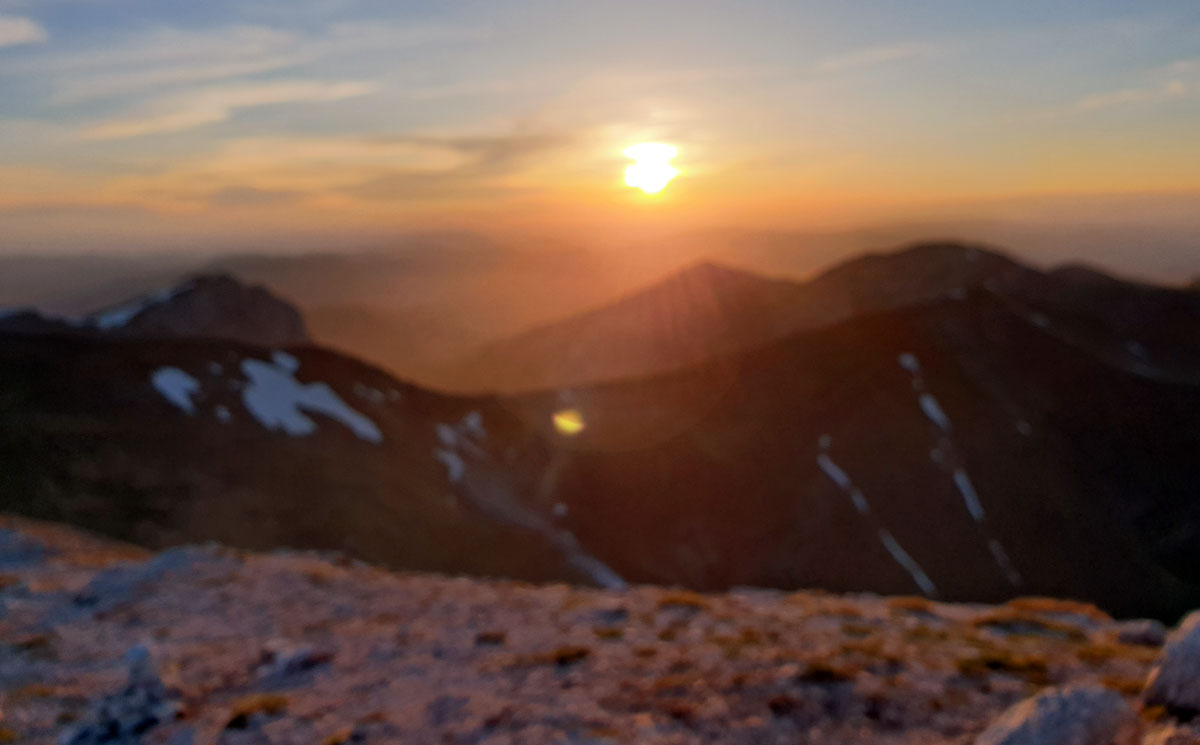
919 393 952 432
878 529 937 596
818 434 832 451
240 357 382 443
353 383 386 405
95 282 193 330
150 367 200 415
435 449 466 483
953 468 985 522
214 405 232 424
271 350 299 373
207 362 224 376
552 503 569 518
462 410 486 440
898 353 921 374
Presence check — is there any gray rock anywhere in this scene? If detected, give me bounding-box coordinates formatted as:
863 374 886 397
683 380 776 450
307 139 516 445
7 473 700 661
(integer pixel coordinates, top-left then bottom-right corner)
1145 611 1200 716
60 645 180 745
1117 619 1168 647
975 686 1139 745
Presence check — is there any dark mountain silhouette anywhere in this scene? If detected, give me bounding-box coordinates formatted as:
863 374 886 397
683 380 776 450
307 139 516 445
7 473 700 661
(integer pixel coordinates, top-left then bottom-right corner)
0 332 594 586
452 242 1033 392
5 245 1200 619
87 274 309 347
452 242 1200 394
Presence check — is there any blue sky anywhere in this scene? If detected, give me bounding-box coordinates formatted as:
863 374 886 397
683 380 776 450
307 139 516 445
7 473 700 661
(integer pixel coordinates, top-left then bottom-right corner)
0 0 1197 255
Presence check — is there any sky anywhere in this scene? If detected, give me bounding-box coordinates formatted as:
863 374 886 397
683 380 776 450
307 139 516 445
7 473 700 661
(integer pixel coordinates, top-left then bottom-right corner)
0 0 1198 263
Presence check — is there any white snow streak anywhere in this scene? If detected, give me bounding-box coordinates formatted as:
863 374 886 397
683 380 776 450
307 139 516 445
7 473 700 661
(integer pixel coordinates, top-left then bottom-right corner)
878 529 937 596
95 282 192 330
919 393 952 432
898 353 921 374
817 450 870 515
241 357 382 443
817 454 853 491
150 367 200 415
988 539 1023 587
953 468 985 522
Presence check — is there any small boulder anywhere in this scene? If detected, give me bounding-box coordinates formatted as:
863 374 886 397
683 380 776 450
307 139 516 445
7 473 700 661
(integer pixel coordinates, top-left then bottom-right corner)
976 686 1139 745
1145 611 1200 717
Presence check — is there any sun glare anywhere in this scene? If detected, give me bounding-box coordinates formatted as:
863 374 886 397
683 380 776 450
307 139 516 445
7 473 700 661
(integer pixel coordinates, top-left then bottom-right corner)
552 408 587 436
623 143 679 195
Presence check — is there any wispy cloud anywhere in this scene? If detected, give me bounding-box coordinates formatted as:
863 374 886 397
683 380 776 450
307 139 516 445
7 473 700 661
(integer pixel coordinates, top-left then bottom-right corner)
818 42 934 73
48 26 306 104
1061 58 1196 114
79 80 375 140
0 14 45 47
15 21 485 104
345 133 573 200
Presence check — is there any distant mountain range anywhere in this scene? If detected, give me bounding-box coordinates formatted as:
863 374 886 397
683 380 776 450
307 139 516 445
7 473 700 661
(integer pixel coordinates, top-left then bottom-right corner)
3 243 1200 619
452 242 1200 393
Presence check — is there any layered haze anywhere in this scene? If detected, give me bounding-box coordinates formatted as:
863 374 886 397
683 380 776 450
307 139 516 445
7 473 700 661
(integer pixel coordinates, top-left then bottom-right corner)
0 1 1197 279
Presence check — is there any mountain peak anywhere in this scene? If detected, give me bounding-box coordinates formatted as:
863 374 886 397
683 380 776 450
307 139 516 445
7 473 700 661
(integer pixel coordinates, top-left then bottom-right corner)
890 240 1012 266
88 273 309 347
668 259 773 286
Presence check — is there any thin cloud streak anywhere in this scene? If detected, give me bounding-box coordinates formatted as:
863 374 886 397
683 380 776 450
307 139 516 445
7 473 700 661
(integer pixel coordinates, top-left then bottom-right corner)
79 81 376 140
818 42 935 73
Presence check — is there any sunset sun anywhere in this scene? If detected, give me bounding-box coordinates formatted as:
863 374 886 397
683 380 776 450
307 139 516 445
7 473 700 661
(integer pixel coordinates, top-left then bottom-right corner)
623 143 679 195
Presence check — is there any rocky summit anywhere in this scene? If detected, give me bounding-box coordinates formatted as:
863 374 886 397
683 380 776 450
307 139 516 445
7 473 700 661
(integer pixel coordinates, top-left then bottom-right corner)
3 516 1200 745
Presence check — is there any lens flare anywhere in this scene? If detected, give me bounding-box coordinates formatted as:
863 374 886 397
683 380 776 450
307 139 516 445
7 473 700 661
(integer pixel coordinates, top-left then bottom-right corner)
552 408 586 436
623 143 679 194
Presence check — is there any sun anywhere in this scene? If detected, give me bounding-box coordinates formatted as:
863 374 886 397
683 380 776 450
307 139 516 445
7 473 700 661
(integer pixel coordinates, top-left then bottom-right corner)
623 143 679 195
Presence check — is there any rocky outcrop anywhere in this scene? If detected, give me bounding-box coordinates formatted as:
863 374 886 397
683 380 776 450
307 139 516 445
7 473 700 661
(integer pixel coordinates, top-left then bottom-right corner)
974 687 1139 745
0 515 1189 745
90 274 309 347
1145 611 1200 717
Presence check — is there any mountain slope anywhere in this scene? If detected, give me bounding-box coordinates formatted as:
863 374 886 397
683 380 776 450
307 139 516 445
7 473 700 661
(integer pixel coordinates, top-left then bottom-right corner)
486 289 1200 619
0 331 593 586
6 257 1200 619
452 242 1200 395
451 242 1032 393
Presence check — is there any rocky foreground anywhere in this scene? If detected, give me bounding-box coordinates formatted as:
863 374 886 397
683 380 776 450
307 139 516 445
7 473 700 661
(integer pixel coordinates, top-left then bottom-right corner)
2 516 1200 744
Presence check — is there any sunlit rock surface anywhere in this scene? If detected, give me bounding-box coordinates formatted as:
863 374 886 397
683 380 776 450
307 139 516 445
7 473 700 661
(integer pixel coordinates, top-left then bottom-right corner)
0 515 1191 744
